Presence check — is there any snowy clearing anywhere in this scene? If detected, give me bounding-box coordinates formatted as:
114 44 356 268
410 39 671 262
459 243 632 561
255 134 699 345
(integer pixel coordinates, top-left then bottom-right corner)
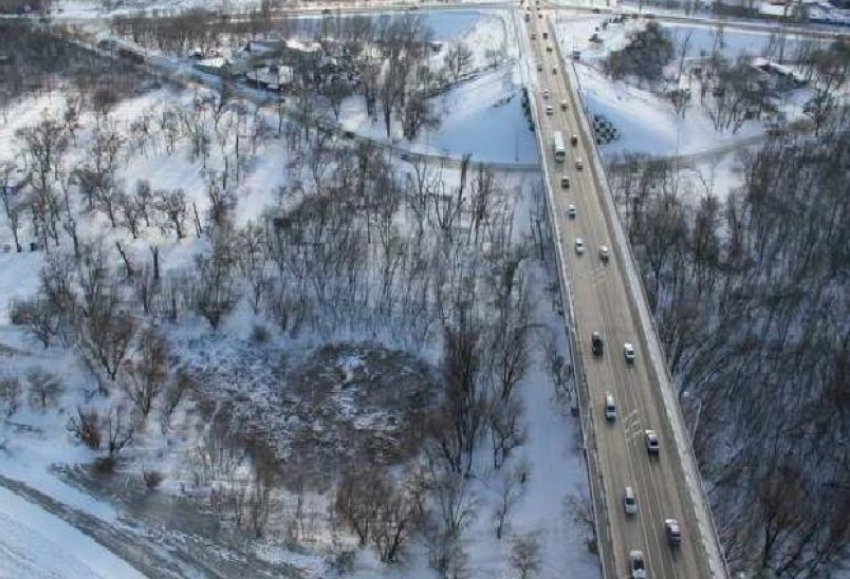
0 485 145 579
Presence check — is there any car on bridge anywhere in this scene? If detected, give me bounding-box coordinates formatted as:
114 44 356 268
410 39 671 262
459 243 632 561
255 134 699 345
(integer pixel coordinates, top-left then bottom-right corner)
599 244 610 263
605 393 617 421
666 518 682 546
566 203 576 218
629 550 647 579
574 238 585 255
624 486 638 515
592 332 604 356
561 176 570 189
645 430 660 455
623 342 635 363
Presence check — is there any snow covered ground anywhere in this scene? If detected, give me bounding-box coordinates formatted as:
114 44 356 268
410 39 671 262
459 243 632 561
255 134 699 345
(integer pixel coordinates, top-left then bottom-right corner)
0 486 145 579
337 10 539 164
574 63 766 157
340 66 539 164
553 14 821 158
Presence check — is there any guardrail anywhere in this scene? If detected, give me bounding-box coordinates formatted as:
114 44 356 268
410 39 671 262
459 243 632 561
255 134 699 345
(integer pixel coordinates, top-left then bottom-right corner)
516 9 611 578
550 20 730 579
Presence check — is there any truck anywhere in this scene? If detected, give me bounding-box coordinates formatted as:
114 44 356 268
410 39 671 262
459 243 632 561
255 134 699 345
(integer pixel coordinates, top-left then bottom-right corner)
552 131 566 162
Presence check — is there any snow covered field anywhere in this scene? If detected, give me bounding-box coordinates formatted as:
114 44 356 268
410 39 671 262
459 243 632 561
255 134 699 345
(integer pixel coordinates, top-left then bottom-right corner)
0 15 595 572
0 486 145 579
554 14 822 159
335 10 540 164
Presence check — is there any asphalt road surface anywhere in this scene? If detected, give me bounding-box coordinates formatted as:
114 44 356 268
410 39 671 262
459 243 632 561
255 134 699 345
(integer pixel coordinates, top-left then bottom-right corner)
523 6 720 578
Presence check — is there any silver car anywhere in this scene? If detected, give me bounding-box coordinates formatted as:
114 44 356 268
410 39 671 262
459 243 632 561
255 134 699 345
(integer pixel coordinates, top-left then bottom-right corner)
623 342 635 363
574 238 585 255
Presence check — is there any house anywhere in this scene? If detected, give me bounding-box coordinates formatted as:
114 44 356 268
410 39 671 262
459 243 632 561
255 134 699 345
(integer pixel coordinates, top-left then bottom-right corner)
245 39 285 56
246 65 295 90
750 57 807 91
194 56 229 76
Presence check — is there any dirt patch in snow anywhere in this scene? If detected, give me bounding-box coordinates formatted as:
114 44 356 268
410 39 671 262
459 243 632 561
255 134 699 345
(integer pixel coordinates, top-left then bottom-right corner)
182 340 438 490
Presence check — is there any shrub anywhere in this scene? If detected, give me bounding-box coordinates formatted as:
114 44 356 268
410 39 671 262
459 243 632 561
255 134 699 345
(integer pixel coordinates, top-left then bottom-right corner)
67 407 101 449
143 468 165 489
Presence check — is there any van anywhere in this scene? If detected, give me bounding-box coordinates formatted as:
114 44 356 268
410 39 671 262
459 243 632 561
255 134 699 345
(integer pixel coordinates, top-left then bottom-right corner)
604 393 616 421
624 486 637 515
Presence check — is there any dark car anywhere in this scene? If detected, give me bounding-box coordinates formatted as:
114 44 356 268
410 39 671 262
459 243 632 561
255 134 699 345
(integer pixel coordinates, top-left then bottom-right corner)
592 332 604 357
665 519 682 546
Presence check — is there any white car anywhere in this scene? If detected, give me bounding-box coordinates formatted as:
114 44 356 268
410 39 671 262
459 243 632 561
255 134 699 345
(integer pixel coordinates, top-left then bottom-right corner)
543 89 550 99
574 238 585 255
599 244 610 263
623 342 635 363
561 100 568 110
576 157 584 170
567 204 576 219
546 104 554 115
645 429 660 455
629 550 647 579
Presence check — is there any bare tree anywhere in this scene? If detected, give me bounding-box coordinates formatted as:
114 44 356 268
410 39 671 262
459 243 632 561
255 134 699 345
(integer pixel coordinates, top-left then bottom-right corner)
120 327 168 418
444 41 474 83
155 188 188 240
103 404 134 459
423 462 478 577
0 162 26 253
431 312 489 474
67 407 101 449
133 180 154 227
237 222 271 314
334 466 389 546
0 376 22 418
9 295 62 348
511 533 541 579
78 290 138 382
492 467 522 540
489 395 525 470
159 371 191 436
192 236 239 330
16 116 68 248
371 477 419 563
401 90 439 140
